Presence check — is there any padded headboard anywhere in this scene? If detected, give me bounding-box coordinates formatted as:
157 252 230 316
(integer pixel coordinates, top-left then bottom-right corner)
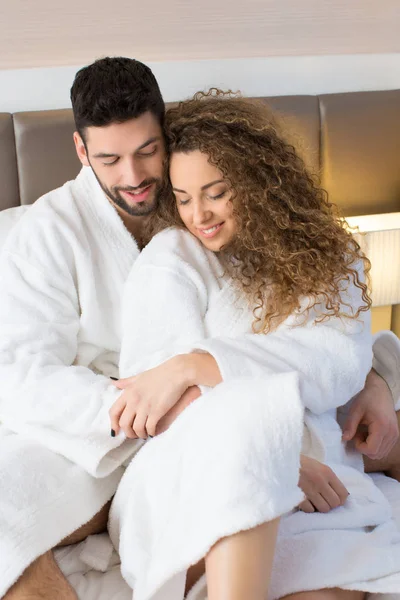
1 90 400 216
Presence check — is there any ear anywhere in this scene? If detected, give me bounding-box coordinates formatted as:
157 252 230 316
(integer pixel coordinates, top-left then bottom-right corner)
73 131 90 167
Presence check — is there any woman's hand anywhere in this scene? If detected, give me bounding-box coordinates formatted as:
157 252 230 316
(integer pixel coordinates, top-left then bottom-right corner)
109 356 193 439
298 455 349 513
110 352 221 439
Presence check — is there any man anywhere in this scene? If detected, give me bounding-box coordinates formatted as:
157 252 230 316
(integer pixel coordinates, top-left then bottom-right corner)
1 56 178 600
0 57 399 599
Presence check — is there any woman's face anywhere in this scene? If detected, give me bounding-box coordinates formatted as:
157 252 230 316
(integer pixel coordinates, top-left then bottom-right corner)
170 150 236 251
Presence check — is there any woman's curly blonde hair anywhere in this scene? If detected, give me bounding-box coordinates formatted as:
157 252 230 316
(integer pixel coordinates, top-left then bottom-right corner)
148 89 371 333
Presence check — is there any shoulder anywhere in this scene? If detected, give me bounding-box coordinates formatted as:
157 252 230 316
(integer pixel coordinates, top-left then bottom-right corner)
126 227 222 297
143 227 204 254
138 227 222 277
0 176 86 275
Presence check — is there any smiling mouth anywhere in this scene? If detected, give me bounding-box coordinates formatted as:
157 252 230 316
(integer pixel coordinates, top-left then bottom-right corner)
198 222 224 238
121 184 153 203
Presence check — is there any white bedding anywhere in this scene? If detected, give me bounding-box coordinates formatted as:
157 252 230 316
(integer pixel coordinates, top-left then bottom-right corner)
55 475 400 600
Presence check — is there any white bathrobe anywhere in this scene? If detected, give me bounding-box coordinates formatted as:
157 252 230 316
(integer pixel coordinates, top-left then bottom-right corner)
1 176 400 599
0 167 142 595
110 227 400 600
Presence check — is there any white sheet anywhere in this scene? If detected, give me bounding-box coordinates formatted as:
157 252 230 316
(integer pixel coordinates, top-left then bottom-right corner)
57 473 400 600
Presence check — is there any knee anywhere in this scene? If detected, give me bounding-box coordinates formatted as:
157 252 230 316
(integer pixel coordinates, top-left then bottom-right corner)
58 500 112 547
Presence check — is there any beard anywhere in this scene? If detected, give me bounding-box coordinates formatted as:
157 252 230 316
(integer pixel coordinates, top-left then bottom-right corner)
90 165 163 217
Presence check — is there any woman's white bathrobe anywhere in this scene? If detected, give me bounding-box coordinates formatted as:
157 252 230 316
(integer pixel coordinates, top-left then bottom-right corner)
110 227 400 600
0 167 143 595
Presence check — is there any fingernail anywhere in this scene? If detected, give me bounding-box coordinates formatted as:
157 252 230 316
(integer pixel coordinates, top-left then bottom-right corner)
111 429 116 437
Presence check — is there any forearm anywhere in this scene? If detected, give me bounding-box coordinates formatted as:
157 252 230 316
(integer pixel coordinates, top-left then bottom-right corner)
369 367 391 395
372 330 400 409
176 352 223 388
186 327 371 414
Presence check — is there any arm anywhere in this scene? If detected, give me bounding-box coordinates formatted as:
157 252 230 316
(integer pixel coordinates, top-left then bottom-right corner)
115 230 372 435
338 330 400 460
297 455 349 513
113 229 212 437
182 265 372 415
341 368 399 460
119 263 208 378
372 330 400 409
0 250 136 477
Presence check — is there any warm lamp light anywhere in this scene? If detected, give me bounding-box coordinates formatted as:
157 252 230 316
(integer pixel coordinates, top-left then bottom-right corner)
346 212 400 307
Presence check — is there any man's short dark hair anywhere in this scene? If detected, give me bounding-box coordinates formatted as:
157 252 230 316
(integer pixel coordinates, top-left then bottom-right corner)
70 57 165 140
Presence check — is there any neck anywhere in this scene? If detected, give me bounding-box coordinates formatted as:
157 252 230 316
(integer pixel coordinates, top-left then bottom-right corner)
115 205 149 249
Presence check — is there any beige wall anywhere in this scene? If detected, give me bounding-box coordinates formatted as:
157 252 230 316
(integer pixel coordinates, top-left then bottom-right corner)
1 0 399 70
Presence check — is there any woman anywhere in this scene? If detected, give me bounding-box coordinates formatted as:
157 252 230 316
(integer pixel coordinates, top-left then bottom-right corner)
109 92 400 600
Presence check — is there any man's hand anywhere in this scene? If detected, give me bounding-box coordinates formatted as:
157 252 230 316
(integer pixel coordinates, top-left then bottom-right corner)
342 368 398 460
298 455 349 513
156 386 201 435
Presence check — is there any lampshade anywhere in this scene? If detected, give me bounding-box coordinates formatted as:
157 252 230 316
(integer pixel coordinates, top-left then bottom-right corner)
346 212 400 307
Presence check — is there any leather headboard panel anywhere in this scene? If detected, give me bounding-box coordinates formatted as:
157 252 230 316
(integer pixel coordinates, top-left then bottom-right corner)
320 90 400 216
263 95 320 176
13 109 81 205
0 114 20 210
5 90 400 219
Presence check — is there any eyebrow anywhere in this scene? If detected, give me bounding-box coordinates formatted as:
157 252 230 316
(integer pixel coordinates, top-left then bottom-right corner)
173 179 225 193
93 136 161 159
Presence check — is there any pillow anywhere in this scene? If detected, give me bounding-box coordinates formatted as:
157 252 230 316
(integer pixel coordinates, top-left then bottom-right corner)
0 205 30 253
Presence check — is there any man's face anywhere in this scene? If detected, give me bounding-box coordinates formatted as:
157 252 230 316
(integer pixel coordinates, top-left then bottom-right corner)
74 111 165 217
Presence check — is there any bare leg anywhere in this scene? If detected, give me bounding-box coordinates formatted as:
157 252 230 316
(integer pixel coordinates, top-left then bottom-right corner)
58 500 111 546
204 518 280 600
364 410 400 481
4 552 78 600
279 589 365 600
185 558 206 595
4 501 111 600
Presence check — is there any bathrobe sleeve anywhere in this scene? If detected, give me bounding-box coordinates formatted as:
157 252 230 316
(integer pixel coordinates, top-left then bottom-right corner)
120 228 372 415
119 228 210 378
0 223 139 478
372 330 400 410
191 268 372 415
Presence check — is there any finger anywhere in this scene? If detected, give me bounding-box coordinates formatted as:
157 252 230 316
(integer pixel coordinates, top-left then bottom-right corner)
355 424 384 459
374 423 399 460
320 484 344 510
113 376 137 389
298 499 315 513
119 408 138 439
156 388 199 435
146 414 161 438
379 433 399 460
327 475 349 506
131 410 149 440
308 493 331 514
109 397 126 435
342 405 364 441
156 407 177 436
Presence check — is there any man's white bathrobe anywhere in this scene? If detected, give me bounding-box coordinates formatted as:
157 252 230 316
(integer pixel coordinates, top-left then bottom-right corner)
0 167 142 595
110 227 400 600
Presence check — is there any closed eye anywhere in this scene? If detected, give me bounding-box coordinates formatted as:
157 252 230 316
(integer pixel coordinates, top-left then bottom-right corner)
209 191 227 200
138 147 157 157
103 158 119 166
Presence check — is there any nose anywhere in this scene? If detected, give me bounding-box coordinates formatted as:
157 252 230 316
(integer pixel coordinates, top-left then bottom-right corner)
192 199 213 227
122 157 147 188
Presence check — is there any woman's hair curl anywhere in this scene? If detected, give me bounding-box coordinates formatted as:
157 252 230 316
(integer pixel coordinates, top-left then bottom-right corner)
148 89 371 332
